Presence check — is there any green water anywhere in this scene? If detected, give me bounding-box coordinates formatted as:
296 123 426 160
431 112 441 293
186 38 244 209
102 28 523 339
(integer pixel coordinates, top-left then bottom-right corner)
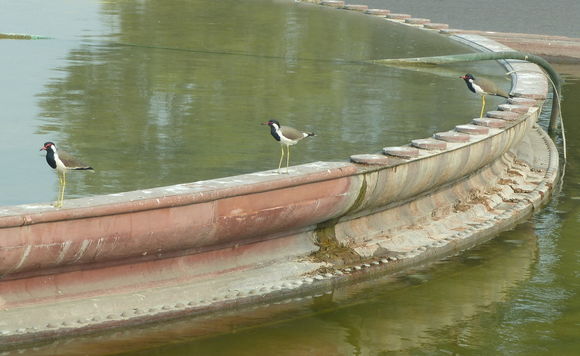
0 0 504 206
2 1 579 355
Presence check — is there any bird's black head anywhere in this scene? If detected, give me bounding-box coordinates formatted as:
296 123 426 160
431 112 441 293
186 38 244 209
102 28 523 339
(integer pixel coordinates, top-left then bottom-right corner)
460 73 475 81
40 142 57 169
261 119 280 128
40 142 56 152
261 120 281 141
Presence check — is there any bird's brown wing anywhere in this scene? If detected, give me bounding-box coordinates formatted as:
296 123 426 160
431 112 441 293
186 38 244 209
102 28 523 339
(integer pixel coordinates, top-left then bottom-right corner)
280 125 307 141
477 77 510 98
59 149 94 170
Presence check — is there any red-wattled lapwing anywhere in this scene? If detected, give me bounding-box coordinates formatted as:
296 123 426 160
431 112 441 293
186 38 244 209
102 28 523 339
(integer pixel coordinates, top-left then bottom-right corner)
460 73 511 118
262 119 315 174
40 142 93 207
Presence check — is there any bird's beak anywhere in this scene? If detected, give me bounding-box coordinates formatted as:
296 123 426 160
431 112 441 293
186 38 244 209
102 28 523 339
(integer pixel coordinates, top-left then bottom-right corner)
459 75 466 79
40 146 46 151
261 122 269 125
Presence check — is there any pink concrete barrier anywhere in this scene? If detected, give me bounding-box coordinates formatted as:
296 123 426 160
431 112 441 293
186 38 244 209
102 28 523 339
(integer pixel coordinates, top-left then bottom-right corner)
0 163 359 279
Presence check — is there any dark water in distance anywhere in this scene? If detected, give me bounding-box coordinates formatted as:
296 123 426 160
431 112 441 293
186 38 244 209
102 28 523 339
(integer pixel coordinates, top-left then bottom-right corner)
0 0 506 206
3 1 580 355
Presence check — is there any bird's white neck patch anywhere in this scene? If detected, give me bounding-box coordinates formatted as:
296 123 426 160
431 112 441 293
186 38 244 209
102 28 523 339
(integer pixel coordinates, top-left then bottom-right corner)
470 79 485 94
272 123 284 139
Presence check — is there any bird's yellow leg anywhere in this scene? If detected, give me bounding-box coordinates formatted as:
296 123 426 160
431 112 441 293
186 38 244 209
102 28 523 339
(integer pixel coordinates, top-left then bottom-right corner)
286 145 291 174
480 95 486 118
54 172 63 208
278 144 285 174
59 170 67 208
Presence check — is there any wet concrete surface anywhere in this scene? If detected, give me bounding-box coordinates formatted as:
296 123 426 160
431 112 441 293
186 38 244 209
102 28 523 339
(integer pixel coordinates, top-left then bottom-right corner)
356 0 579 38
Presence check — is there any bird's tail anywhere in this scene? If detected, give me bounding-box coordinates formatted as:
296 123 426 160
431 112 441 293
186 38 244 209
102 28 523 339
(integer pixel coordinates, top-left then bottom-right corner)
306 132 315 137
72 166 95 172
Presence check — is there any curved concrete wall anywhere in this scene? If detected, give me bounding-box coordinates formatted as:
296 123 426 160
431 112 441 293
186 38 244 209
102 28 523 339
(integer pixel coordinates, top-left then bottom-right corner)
350 115 534 215
0 1 559 347
0 106 539 280
0 164 360 278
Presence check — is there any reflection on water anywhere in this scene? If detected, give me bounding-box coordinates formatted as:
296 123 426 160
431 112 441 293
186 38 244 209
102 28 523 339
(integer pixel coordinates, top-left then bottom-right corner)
454 67 580 356
0 0 507 206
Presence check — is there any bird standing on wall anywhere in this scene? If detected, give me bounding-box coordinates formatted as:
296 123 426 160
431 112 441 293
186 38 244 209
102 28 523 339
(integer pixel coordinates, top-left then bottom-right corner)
40 142 94 208
262 120 315 174
460 73 511 118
